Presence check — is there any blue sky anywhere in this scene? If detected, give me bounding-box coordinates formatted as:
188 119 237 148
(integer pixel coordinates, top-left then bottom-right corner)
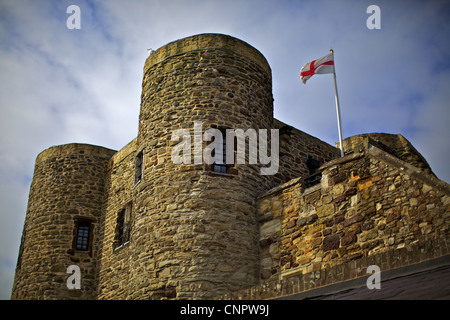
0 0 449 299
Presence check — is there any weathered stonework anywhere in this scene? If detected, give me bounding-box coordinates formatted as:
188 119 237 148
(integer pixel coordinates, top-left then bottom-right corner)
11 144 116 299
230 136 449 299
128 33 274 299
11 34 449 300
275 119 339 185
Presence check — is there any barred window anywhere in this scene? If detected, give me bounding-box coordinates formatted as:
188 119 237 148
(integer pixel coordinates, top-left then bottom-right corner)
75 221 91 251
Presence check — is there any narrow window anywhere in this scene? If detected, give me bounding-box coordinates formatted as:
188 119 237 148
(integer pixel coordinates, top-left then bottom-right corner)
305 155 322 188
114 203 132 250
306 155 321 175
116 209 126 245
213 131 228 174
135 149 144 184
75 221 91 251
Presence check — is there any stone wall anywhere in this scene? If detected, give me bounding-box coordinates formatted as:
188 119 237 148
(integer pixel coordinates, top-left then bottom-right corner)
221 238 450 300
341 133 435 176
96 138 137 299
11 144 116 299
274 119 340 185
257 140 450 284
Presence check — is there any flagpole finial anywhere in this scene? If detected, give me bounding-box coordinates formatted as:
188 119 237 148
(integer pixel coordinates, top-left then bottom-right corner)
330 49 334 53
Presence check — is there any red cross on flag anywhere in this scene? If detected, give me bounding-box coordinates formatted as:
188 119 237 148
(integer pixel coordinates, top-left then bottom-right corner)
300 52 334 84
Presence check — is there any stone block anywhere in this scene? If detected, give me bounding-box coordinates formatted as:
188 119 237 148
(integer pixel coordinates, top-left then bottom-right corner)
317 203 335 218
323 234 340 251
260 220 281 238
341 233 357 246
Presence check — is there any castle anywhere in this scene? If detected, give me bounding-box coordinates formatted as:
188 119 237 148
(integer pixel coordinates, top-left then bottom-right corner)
11 34 450 300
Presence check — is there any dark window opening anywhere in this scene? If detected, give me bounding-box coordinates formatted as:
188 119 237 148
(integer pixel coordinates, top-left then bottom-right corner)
213 132 228 174
305 155 322 188
135 149 144 184
76 221 91 251
114 203 132 250
207 127 238 176
306 155 321 175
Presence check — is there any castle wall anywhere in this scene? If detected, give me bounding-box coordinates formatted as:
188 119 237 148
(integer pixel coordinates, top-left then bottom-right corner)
274 119 340 185
257 141 450 283
96 138 137 299
11 144 116 299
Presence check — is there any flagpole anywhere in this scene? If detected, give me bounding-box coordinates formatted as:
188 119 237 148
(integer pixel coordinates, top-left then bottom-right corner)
330 49 345 157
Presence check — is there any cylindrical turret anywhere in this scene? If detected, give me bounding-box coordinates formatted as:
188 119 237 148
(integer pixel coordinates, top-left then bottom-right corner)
11 144 116 299
128 34 274 299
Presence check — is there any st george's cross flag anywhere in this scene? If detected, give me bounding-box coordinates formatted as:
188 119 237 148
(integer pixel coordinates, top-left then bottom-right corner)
300 52 334 84
299 49 345 157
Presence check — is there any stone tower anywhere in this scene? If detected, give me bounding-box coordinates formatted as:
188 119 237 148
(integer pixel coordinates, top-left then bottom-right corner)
11 144 116 299
124 34 274 299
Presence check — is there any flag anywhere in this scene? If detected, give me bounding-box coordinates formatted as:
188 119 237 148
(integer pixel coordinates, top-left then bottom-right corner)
300 52 334 84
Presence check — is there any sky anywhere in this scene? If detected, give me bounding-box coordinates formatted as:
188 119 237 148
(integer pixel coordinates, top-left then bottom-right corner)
0 0 449 299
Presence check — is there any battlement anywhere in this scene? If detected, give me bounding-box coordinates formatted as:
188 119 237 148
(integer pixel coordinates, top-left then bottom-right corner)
226 139 450 299
35 143 116 164
341 133 435 176
144 33 271 77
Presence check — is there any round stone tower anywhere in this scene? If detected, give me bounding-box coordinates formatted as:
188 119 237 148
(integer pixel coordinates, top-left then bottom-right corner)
128 34 275 299
11 144 116 299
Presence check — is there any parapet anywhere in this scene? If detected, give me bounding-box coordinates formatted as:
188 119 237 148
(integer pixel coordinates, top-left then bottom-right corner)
341 133 434 176
35 143 116 164
144 33 271 78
